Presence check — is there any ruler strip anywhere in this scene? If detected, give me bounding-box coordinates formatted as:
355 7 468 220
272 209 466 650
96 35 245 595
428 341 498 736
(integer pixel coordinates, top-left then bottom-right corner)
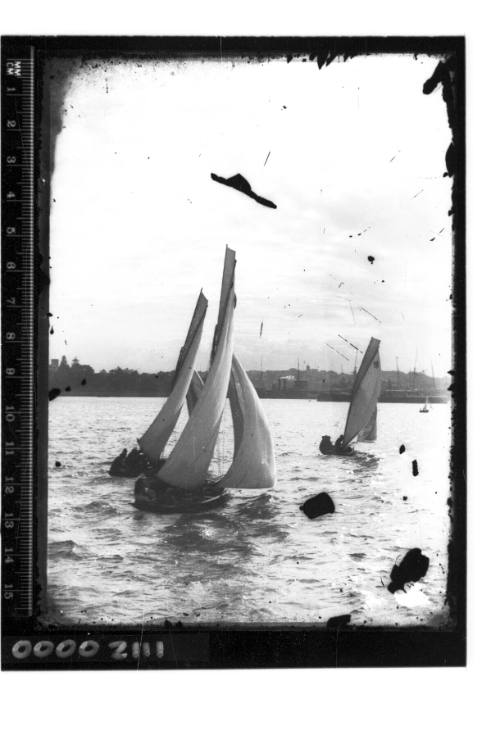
2 47 35 619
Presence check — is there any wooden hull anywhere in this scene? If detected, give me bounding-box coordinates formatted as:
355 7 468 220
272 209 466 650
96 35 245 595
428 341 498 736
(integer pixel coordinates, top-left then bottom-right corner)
133 475 228 514
320 448 355 457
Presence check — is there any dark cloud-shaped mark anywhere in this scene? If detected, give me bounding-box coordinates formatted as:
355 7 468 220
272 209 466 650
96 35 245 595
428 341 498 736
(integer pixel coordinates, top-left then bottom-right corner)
211 173 277 209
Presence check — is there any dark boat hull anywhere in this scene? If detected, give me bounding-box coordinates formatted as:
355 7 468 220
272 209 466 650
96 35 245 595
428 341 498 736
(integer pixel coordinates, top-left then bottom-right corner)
320 448 355 457
109 455 161 478
133 475 228 514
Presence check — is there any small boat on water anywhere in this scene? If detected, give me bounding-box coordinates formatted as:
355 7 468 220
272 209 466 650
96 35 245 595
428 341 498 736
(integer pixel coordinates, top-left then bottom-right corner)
419 397 430 413
319 337 382 456
133 247 276 513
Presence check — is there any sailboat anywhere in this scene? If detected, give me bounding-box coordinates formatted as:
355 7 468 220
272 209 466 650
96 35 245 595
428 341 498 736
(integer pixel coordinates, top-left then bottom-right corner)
319 337 382 456
420 397 430 413
133 247 276 513
108 290 208 478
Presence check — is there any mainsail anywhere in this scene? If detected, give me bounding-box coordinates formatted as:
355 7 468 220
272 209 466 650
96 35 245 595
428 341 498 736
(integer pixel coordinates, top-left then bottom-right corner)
343 337 381 447
156 248 236 490
138 291 208 461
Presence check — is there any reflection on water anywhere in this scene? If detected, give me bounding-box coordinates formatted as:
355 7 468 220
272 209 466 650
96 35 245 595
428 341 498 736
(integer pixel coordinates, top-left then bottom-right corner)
47 397 451 626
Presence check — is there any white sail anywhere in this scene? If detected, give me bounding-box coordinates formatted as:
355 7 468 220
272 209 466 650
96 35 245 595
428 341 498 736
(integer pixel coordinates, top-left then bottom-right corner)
211 247 236 362
343 338 382 447
157 250 236 490
221 355 276 488
138 291 207 461
358 407 377 442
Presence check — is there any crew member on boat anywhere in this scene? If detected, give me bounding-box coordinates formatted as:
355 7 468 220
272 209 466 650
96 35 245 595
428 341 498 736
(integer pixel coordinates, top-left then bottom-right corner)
319 434 353 456
319 435 335 455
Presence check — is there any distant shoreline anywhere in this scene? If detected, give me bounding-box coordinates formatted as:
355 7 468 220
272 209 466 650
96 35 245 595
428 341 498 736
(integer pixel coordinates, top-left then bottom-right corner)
50 391 449 403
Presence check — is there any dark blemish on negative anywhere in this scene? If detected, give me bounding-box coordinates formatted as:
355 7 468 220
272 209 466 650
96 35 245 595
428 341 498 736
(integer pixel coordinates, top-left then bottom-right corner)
399 444 406 454
299 491 335 519
50 326 54 335
55 461 61 468
367 255 375 264
210 172 277 209
412 189 424 199
47 312 53 317
423 56 458 178
282 105 287 109
326 614 351 630
402 496 408 501
65 386 71 392
81 378 87 386
430 237 436 242
49 388 61 401
264 151 271 167
412 459 419 476
388 548 430 593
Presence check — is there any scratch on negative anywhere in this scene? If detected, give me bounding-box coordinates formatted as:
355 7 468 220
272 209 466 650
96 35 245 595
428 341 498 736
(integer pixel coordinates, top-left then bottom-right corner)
359 306 382 324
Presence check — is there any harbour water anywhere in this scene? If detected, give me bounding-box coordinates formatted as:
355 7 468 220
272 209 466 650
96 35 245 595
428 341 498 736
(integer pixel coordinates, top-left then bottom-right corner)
47 397 452 627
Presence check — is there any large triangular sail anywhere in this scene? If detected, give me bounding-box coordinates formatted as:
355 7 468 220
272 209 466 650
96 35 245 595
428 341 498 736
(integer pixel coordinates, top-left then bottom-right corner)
343 337 381 447
221 355 276 488
211 247 236 362
156 248 236 490
138 291 208 461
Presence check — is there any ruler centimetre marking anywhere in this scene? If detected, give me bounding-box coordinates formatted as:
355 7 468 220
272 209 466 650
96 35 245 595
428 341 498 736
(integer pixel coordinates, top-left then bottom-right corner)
2 47 35 618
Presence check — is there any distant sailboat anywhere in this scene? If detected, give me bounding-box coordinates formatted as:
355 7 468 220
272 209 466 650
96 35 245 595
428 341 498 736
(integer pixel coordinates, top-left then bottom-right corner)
134 247 276 513
420 397 430 413
319 337 382 456
108 290 208 478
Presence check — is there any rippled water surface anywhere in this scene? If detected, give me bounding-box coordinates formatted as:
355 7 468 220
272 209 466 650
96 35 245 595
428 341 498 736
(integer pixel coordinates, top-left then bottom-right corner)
47 397 451 626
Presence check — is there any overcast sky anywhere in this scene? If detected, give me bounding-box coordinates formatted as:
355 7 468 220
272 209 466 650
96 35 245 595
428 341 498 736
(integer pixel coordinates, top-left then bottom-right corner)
48 53 452 376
